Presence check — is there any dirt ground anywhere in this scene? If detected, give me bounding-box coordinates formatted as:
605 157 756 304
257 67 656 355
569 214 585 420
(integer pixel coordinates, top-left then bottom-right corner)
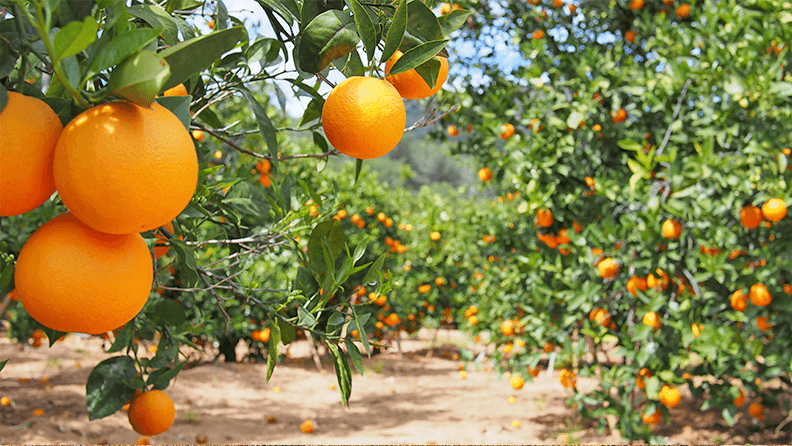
0 328 789 445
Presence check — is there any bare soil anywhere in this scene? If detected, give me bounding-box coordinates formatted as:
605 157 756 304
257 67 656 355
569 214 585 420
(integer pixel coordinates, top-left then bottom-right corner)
0 329 788 445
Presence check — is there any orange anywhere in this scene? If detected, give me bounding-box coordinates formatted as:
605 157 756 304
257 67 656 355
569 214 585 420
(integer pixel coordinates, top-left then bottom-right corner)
559 368 576 388
447 125 459 137
659 384 681 408
761 198 787 222
552 0 563 7
612 108 627 123
256 159 272 173
191 129 205 142
642 311 662 330
258 173 272 187
727 290 746 313
510 375 524 390
300 419 314 433
629 0 644 10
439 2 452 14
749 283 772 307
597 258 620 279
478 167 493 182
500 123 515 140
0 396 10 406
536 208 554 227
7 289 19 302
54 101 198 234
163 83 188 96
385 50 449 100
15 213 152 334
756 316 772 331
675 3 690 18
691 323 702 338
0 92 64 216
740 205 763 229
625 30 637 43
532 30 545 40
748 401 764 420
627 275 648 296
661 219 682 239
429 231 442 241
642 408 662 425
500 320 515 336
384 313 401 326
321 77 406 159
153 222 182 259
733 390 745 407
128 390 175 436
418 284 432 293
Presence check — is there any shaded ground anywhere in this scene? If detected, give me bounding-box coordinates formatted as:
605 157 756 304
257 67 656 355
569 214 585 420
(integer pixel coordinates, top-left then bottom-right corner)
0 329 788 445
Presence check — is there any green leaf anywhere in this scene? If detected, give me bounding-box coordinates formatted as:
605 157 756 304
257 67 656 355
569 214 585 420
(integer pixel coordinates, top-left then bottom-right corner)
127 4 179 44
0 359 7 372
298 10 360 73
346 0 376 62
328 312 346 326
278 318 296 345
108 50 171 107
0 261 14 295
240 87 279 170
386 39 448 76
159 26 246 91
256 0 298 23
344 338 364 376
352 308 371 357
299 97 323 127
401 0 444 50
85 356 138 420
106 322 134 353
155 95 192 131
618 139 643 152
361 253 386 287
42 326 66 347
150 299 187 326
215 0 229 30
770 81 792 98
266 320 282 382
414 58 441 89
354 158 364 185
381 0 406 62
307 220 346 273
86 27 162 78
326 342 352 407
169 239 199 287
53 16 98 61
437 9 471 37
297 306 317 327
148 360 187 390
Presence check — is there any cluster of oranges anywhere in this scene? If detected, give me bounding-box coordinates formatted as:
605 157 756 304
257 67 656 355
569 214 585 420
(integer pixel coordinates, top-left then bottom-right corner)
2 88 195 436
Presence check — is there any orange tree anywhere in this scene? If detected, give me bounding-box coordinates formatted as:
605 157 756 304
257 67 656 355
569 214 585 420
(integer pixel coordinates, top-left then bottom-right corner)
434 0 792 442
0 0 470 434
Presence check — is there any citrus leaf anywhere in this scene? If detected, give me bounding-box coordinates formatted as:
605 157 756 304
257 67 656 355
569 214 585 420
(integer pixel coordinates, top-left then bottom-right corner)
106 322 134 353
150 298 187 326
346 0 376 62
265 319 281 382
108 49 171 107
85 356 138 420
344 338 364 375
298 10 359 73
86 27 162 78
381 0 407 62
414 58 441 89
155 95 192 131
0 359 7 372
307 220 345 273
159 26 246 91
387 39 448 76
437 8 471 37
255 0 298 23
297 306 317 327
278 318 297 344
127 4 179 44
53 16 98 60
148 360 187 390
239 87 279 170
326 342 352 407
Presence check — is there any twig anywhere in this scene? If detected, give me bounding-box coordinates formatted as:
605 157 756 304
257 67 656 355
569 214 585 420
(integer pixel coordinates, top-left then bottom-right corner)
655 79 692 158
405 105 459 132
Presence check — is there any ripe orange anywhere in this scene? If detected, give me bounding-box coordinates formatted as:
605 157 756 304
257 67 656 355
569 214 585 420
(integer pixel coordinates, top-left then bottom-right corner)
659 384 681 408
749 283 772 307
385 50 449 100
430 231 442 241
478 167 493 182
256 159 272 173
756 316 773 331
559 368 576 388
384 313 401 326
447 124 460 137
191 129 205 142
128 390 175 436
0 396 10 406
625 30 637 43
597 258 620 279
626 275 648 296
321 77 406 159
500 123 515 140
612 108 627 123
536 208 554 227
510 375 525 390
642 408 662 425
691 323 702 338
163 83 188 96
675 3 690 18
740 205 763 229
15 213 152 334
748 401 764 420
500 320 515 336
300 419 314 433
629 0 644 10
642 311 662 330
661 219 682 239
733 390 745 407
439 2 452 14
258 173 272 187
761 198 787 222
0 92 64 216
54 101 198 234
730 289 747 311
532 29 545 40
418 284 432 293
153 222 182 259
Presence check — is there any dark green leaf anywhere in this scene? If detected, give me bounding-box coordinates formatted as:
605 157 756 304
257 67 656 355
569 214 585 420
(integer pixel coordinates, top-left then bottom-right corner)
278 318 296 345
127 4 179 44
299 97 323 127
255 0 297 23
437 9 471 37
341 48 365 77
328 312 346 326
344 338 364 376
381 0 407 62
387 39 448 76
108 50 171 107
85 356 138 420
148 360 187 390
298 10 360 73
297 306 317 327
346 0 376 62
326 342 352 407
307 220 345 273
159 26 246 91
0 261 14 295
170 239 199 287
155 95 192 131
41 326 66 347
86 27 162 78
266 320 282 381
361 253 386 287
106 322 134 353
150 299 187 326
0 359 8 372
239 87 280 170
354 158 364 185
414 57 441 89
403 0 443 47
215 0 229 30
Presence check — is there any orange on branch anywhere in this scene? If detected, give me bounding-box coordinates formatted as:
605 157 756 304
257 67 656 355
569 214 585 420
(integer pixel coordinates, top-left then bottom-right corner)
385 50 448 100
127 390 176 436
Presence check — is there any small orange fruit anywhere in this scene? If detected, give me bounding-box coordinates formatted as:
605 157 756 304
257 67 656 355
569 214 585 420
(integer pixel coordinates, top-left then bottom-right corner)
731 289 748 312
748 401 764 420
500 123 515 140
642 408 662 425
749 283 772 307
659 384 681 408
629 0 644 10
625 30 637 43
740 205 763 229
0 92 64 216
536 208 554 227
127 390 176 436
0 396 11 406
500 320 515 336
756 316 773 332
612 108 627 123
300 419 314 433
478 167 493 182
761 198 787 222
642 311 662 330
675 3 690 18
321 76 406 159
661 219 682 239
153 222 182 259
510 375 525 390
191 129 205 142
733 390 745 407
597 258 620 279
532 29 545 39
447 124 460 137
163 83 188 96
385 50 449 100
430 231 441 241
559 368 576 388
